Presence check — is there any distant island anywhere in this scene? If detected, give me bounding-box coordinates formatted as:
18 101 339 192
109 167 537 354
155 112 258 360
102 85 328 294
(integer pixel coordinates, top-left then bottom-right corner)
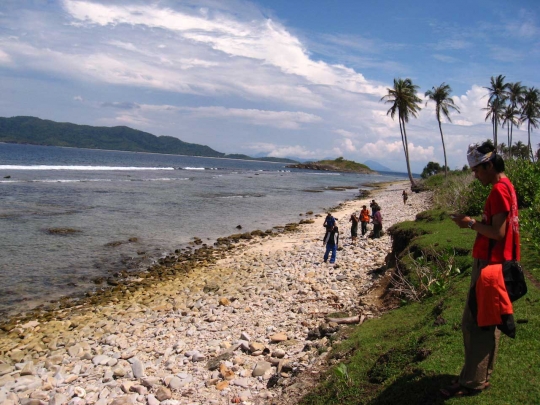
0 116 297 164
286 157 374 173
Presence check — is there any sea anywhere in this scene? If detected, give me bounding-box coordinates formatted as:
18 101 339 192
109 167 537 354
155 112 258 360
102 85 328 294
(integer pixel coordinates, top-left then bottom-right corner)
0 143 407 317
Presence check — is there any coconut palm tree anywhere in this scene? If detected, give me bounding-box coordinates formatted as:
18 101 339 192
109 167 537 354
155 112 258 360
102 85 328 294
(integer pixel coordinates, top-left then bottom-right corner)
521 87 540 161
425 83 460 178
507 82 526 150
484 75 509 148
380 78 422 186
501 105 521 157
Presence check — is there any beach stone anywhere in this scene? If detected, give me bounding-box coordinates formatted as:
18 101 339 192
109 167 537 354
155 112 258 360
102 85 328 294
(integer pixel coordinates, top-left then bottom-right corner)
232 378 250 388
252 361 272 377
219 297 231 306
155 387 172 401
269 332 288 342
147 394 160 405
249 342 265 353
240 332 251 341
219 364 235 381
49 393 68 405
147 395 160 405
131 358 145 378
0 364 14 376
167 376 186 390
141 377 160 388
92 354 110 365
272 349 286 358
216 381 229 390
112 365 126 377
110 396 132 405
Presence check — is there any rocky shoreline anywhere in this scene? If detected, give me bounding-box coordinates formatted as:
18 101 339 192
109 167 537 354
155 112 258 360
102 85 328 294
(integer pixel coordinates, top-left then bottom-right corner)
0 181 431 405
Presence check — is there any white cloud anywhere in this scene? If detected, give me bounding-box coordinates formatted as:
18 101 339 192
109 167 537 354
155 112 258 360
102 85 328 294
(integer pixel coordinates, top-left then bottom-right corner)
360 140 435 162
453 85 489 126
0 48 11 64
246 142 319 159
73 95 83 101
104 103 321 129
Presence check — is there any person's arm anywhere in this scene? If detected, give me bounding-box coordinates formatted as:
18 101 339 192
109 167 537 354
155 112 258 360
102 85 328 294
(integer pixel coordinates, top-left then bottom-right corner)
451 212 507 241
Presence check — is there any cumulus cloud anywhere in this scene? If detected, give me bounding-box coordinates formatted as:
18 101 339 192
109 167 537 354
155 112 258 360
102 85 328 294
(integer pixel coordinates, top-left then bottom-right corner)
246 142 319 159
360 140 435 162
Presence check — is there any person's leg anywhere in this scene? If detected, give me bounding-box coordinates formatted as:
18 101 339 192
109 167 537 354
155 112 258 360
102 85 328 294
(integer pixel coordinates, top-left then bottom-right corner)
323 245 331 262
361 222 366 236
330 246 337 263
458 260 499 390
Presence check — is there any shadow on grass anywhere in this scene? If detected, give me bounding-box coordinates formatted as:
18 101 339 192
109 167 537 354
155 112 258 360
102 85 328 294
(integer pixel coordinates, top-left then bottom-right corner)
368 372 457 405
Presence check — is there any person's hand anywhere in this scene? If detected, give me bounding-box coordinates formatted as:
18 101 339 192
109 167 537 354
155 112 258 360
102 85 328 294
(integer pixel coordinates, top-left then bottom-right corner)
451 213 473 228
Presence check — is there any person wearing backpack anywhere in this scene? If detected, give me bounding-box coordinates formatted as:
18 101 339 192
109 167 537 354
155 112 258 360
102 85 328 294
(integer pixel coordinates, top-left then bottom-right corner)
322 226 339 264
442 141 521 398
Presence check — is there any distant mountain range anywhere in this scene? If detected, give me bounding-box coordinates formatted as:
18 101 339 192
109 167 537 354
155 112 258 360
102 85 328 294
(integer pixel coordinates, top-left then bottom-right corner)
0 116 298 164
363 160 393 172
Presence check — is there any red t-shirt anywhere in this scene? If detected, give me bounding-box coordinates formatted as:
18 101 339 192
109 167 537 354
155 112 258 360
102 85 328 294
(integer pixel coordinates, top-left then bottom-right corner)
472 177 520 262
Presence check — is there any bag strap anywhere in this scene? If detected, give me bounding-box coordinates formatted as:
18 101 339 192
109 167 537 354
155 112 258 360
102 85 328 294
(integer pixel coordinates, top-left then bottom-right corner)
488 179 517 261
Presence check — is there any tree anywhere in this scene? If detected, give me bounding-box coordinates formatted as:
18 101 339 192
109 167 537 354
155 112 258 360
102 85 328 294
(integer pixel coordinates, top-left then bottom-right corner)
507 82 526 150
511 141 529 159
381 78 422 187
421 161 448 179
484 75 509 148
521 87 540 161
425 83 460 178
501 105 521 156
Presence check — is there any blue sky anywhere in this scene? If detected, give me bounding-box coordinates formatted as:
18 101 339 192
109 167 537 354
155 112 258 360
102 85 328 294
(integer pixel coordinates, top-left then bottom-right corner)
0 0 539 171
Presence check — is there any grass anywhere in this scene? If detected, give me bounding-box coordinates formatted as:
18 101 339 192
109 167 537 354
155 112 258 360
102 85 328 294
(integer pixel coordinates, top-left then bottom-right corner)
299 204 540 405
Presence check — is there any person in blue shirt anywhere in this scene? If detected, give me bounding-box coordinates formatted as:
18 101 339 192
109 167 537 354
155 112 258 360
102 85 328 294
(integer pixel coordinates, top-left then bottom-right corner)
323 226 339 264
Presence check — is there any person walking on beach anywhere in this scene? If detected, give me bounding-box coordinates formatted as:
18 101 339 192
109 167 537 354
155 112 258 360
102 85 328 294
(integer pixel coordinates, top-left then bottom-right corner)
371 205 383 238
402 189 408 205
323 225 339 264
442 141 520 398
349 212 359 244
369 200 377 217
360 205 370 237
323 212 336 240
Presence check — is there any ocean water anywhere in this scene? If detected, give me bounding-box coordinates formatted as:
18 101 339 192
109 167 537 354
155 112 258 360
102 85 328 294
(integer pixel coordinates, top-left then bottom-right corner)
0 143 406 317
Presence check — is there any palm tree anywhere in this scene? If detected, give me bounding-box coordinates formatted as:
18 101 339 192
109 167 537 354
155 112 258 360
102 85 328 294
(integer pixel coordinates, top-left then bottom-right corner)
501 105 521 157
381 78 422 186
507 82 526 150
425 83 460 178
511 141 528 159
484 75 509 148
521 87 540 161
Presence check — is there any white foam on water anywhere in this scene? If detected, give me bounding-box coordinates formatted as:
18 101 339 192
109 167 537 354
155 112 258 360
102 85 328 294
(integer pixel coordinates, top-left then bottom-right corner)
0 165 175 171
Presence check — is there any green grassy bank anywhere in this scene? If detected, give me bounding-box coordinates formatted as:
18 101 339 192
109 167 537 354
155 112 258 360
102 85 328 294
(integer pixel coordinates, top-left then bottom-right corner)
299 173 540 405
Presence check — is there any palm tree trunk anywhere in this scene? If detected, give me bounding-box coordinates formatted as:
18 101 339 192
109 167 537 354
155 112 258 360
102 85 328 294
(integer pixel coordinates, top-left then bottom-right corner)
509 122 514 157
399 117 415 187
494 117 498 148
527 120 534 162
437 119 448 177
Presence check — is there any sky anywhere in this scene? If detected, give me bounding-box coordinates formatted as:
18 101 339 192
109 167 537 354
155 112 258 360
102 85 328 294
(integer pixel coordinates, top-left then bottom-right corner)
0 0 539 172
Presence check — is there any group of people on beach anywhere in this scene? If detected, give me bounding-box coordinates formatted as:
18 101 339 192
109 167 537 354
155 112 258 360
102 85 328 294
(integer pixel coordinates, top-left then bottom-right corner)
322 198 385 264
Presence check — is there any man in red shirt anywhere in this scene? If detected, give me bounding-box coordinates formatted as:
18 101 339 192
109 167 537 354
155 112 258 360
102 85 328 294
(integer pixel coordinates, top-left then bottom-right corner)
442 141 520 398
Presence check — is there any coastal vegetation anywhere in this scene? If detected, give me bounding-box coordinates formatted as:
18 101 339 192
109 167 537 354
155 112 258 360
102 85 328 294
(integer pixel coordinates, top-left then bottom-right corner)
0 116 297 163
424 83 460 178
381 78 422 186
299 159 540 404
380 75 540 187
287 157 374 173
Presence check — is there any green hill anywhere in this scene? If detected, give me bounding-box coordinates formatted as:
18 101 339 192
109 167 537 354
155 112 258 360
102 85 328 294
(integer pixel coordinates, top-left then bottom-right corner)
0 116 297 163
287 157 374 173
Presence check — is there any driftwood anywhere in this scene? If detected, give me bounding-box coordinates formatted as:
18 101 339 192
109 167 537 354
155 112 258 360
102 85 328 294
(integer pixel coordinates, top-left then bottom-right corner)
325 314 366 325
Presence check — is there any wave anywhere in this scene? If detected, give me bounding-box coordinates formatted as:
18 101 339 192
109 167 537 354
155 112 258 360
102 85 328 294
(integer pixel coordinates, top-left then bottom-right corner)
0 178 190 184
179 167 221 171
0 165 175 171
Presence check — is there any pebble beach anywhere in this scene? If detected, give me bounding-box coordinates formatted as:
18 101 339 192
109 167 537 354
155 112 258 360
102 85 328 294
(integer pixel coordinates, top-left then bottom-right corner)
0 181 432 405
